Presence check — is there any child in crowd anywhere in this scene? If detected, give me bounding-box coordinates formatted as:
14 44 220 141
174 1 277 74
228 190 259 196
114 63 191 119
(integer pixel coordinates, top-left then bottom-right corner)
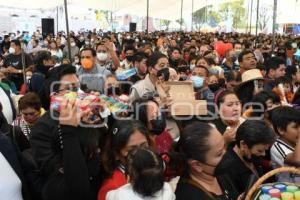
272 76 294 104
106 148 175 200
270 106 300 182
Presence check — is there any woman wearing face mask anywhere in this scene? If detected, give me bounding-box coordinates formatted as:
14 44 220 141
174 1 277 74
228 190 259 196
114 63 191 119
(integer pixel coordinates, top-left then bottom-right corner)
20 68 34 95
48 40 63 62
133 97 173 154
30 51 54 93
212 90 245 145
174 121 238 200
104 74 128 102
98 120 152 200
216 120 275 194
12 92 45 139
129 52 170 103
63 37 79 62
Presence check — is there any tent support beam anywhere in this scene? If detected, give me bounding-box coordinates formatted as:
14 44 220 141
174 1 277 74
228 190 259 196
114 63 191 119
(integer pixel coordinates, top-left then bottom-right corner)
255 0 259 47
191 0 194 31
249 0 253 34
146 0 149 34
64 0 71 61
180 0 183 31
272 0 277 54
246 0 250 33
56 6 59 34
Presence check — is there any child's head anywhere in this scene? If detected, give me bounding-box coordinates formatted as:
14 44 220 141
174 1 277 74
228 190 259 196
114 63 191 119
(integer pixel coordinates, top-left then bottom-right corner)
275 76 293 94
271 106 300 146
126 148 164 197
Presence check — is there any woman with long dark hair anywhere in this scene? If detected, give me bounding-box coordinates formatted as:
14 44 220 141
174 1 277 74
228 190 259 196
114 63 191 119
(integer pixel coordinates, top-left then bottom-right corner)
98 120 152 200
174 121 238 200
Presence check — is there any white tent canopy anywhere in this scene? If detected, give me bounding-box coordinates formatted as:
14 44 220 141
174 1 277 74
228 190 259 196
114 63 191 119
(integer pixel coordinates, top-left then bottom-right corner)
0 0 234 21
0 0 299 33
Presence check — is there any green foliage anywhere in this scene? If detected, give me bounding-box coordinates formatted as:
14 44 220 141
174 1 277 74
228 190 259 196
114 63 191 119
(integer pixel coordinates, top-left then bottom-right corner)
218 0 246 29
192 0 246 29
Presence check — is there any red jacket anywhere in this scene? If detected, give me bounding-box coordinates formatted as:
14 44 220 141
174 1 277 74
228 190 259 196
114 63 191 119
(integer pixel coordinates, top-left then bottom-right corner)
98 169 127 200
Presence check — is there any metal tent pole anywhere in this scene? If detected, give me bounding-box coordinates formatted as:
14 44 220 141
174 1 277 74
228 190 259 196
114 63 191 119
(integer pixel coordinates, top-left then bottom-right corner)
146 0 149 33
191 0 194 31
255 0 260 47
249 0 254 34
64 0 71 61
180 0 183 31
271 0 277 54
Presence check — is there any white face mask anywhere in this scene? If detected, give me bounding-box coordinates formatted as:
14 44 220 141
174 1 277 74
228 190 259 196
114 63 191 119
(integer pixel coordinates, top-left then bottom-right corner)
26 76 32 82
190 64 196 70
9 47 15 54
97 52 108 61
71 42 76 47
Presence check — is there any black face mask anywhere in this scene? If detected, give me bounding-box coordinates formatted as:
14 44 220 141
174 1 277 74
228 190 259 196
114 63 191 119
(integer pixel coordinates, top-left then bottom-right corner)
243 154 263 166
107 87 121 96
156 68 170 81
126 56 134 62
202 160 225 176
208 83 220 93
150 113 166 135
277 53 286 58
179 75 188 81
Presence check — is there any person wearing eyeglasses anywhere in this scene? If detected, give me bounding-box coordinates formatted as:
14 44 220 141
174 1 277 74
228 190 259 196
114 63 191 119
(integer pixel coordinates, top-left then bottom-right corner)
12 92 45 139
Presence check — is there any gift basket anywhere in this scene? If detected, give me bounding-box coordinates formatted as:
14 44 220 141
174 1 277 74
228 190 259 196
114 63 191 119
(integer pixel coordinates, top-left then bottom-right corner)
244 167 300 200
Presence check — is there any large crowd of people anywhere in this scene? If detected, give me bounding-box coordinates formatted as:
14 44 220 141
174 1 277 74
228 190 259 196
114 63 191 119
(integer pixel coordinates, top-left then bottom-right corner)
0 29 300 200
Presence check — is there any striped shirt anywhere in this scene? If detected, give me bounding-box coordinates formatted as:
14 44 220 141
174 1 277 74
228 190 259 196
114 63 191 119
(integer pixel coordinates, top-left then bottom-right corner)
270 139 300 183
12 116 32 139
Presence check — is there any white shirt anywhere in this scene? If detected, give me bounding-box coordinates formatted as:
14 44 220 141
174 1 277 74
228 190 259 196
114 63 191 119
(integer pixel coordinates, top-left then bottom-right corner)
270 139 300 183
106 183 175 200
0 87 13 124
0 153 23 200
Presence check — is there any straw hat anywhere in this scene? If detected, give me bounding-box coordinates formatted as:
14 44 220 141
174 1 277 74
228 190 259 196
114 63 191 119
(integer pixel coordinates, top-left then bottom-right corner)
240 69 263 84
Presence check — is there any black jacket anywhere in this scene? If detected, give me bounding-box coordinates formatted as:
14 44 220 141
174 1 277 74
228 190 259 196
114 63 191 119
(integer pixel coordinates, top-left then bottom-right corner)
176 175 239 200
30 111 103 200
0 133 39 200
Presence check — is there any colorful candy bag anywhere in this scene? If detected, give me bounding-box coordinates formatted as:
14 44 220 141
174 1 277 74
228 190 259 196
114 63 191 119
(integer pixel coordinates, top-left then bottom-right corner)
50 92 101 112
99 94 129 114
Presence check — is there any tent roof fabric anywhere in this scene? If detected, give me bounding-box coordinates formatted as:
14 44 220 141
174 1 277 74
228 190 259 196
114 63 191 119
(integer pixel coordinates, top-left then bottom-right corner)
0 0 234 20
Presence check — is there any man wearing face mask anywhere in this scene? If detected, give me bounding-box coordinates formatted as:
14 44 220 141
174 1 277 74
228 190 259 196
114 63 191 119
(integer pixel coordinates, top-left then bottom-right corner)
1 40 33 90
27 39 41 55
216 120 275 194
63 37 79 62
191 65 216 114
169 47 182 70
221 50 240 75
121 46 136 70
77 47 111 93
129 52 170 103
130 52 148 84
96 41 120 72
77 34 85 49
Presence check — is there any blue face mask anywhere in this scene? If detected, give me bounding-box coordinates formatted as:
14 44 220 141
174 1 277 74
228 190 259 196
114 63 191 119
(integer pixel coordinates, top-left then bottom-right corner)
190 76 204 89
